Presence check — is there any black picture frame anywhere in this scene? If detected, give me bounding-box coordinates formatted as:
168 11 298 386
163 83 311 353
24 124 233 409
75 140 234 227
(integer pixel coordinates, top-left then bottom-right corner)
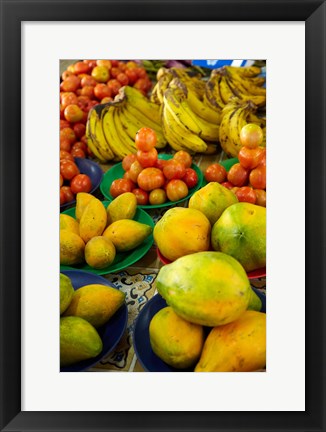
1 0 325 431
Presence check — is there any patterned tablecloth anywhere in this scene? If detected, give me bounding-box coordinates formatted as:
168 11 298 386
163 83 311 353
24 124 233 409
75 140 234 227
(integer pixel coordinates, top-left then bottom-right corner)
80 150 267 373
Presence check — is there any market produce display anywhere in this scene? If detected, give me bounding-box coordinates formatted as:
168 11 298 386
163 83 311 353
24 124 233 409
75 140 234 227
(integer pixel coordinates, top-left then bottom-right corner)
59 59 267 373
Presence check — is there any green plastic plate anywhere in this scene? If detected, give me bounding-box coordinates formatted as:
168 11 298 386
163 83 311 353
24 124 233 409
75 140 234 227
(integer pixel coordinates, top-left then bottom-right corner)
100 154 204 209
60 201 154 275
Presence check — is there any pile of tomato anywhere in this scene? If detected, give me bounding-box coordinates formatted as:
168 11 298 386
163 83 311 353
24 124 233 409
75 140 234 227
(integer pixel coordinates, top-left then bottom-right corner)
109 128 199 206
60 157 92 206
204 124 266 207
60 59 152 160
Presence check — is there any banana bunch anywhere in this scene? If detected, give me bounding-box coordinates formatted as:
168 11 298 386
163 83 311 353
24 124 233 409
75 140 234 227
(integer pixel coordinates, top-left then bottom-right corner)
205 65 266 111
151 67 221 154
86 86 167 162
218 98 266 158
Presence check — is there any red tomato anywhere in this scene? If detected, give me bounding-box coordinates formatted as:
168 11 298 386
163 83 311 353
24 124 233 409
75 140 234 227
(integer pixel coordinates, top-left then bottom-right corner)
255 189 267 207
122 153 137 171
166 179 189 202
240 123 264 149
258 148 266 167
135 127 157 151
182 168 198 189
60 186 75 204
60 150 74 161
249 165 266 189
110 60 120 68
173 150 192 168
79 85 95 99
116 73 129 86
71 141 88 153
163 160 186 180
134 67 147 79
61 70 75 81
61 92 79 109
132 188 149 205
60 159 80 181
204 163 227 183
227 163 250 187
96 60 112 69
73 123 86 139
155 158 168 170
137 167 165 191
110 67 122 78
60 174 64 187
70 174 92 194
60 119 71 130
60 75 81 93
74 61 90 75
125 68 138 85
81 75 97 87
94 83 112 100
60 127 76 145
133 78 151 95
64 104 84 123
235 186 257 204
71 148 86 158
149 188 167 205
136 147 158 168
107 79 122 97
129 160 143 183
238 146 265 170
110 178 134 198
101 97 113 104
60 139 72 152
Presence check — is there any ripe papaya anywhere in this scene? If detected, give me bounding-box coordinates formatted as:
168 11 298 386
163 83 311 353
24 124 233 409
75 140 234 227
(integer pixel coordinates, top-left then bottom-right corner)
79 197 107 243
103 219 152 252
195 310 266 372
156 251 252 327
153 207 211 262
60 229 85 265
106 192 137 225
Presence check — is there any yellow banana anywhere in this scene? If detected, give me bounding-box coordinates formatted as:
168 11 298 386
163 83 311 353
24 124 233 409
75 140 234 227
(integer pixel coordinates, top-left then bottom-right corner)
85 122 108 163
227 69 266 97
119 85 162 125
225 65 261 78
101 105 130 160
87 108 115 162
186 87 221 124
113 108 137 155
219 76 236 104
156 72 173 104
163 102 208 153
161 119 189 152
150 82 161 105
205 75 225 111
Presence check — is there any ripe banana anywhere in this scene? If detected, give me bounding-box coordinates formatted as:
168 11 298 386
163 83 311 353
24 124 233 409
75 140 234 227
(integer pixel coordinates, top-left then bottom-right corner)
205 75 226 111
162 102 208 153
85 120 108 163
101 105 130 160
226 68 266 97
225 65 261 78
86 107 115 162
113 108 137 154
186 88 221 124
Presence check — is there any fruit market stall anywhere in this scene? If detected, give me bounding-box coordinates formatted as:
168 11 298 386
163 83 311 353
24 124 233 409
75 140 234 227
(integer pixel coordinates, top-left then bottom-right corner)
59 59 266 372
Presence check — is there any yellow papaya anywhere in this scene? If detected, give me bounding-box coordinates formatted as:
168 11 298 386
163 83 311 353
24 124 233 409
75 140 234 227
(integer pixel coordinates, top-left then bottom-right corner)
102 219 152 252
60 214 80 235
63 283 126 328
84 236 116 269
106 192 137 225
195 310 266 372
149 306 205 369
60 229 85 265
75 192 95 222
153 207 211 261
79 197 107 243
156 251 251 327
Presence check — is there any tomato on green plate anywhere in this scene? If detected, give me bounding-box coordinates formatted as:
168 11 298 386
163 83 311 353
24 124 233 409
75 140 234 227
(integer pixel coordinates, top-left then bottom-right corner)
100 153 204 209
60 201 154 275
201 157 238 187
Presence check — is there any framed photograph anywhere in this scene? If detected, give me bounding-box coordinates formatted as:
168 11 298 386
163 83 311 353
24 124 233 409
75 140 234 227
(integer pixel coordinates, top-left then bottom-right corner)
1 0 325 431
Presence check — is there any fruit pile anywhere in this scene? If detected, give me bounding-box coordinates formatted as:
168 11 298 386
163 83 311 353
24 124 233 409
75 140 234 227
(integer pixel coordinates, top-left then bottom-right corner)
60 192 153 270
107 128 200 205
60 60 152 160
149 251 266 371
60 273 126 367
204 123 266 207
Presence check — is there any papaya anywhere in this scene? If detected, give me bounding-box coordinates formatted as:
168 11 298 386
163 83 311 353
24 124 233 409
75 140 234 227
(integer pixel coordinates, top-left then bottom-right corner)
102 219 152 252
60 229 85 265
188 182 238 226
195 310 266 372
156 251 251 327
60 316 103 366
149 306 205 369
62 283 126 328
153 207 211 262
60 214 80 235
211 202 266 272
247 288 262 311
84 236 116 269
106 192 137 225
75 192 95 222
60 273 74 314
79 197 107 243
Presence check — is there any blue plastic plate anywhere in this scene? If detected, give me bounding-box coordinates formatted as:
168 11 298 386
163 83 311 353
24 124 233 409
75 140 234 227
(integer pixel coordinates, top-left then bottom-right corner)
133 289 266 372
60 157 104 212
60 270 128 372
